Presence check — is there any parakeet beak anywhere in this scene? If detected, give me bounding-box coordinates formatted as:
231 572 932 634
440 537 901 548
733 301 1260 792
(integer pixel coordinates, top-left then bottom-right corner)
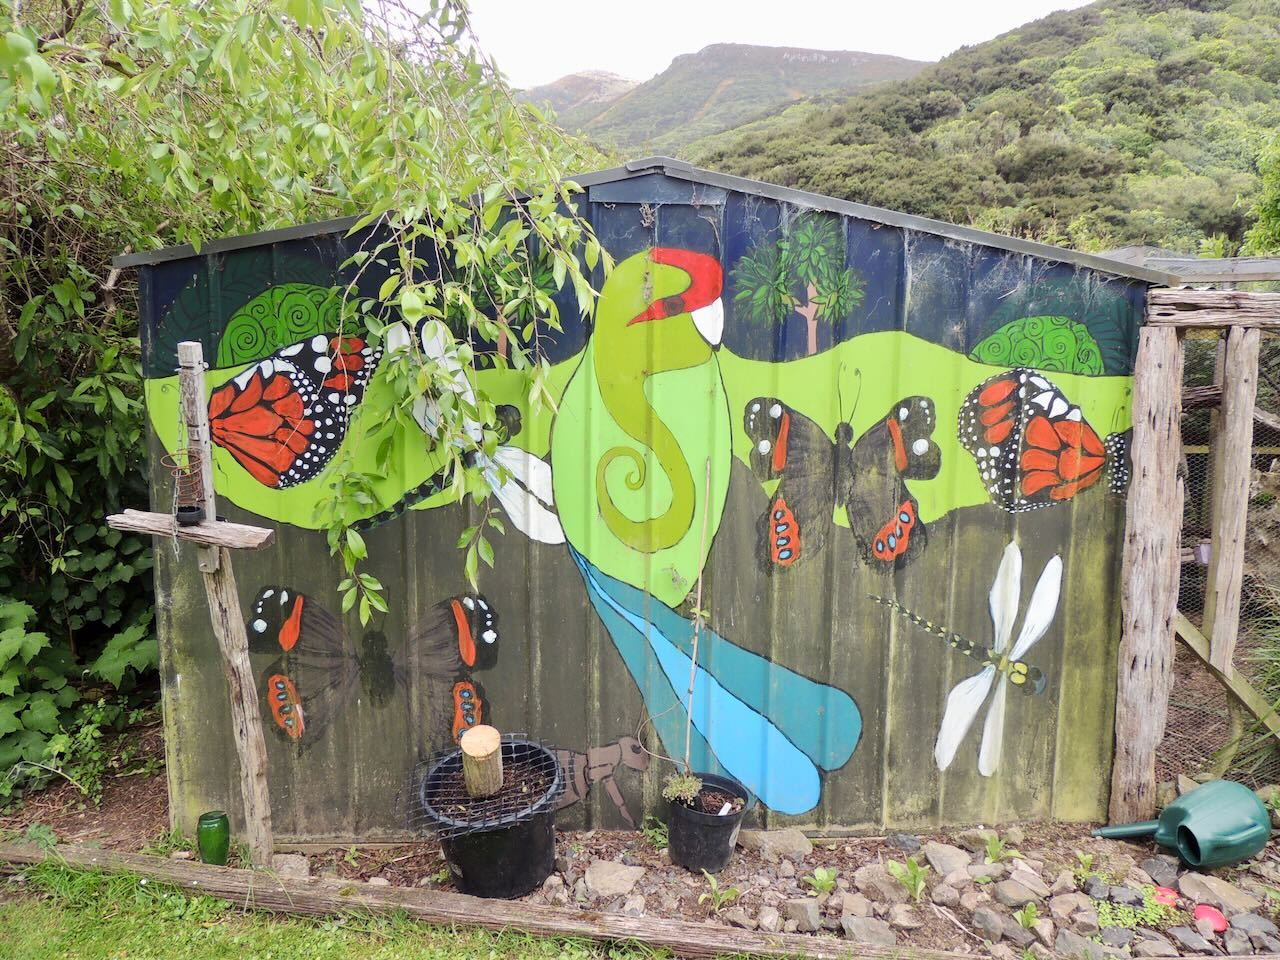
692 298 724 348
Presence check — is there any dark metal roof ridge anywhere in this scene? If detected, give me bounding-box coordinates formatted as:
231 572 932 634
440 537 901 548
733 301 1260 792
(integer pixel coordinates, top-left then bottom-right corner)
112 156 1179 286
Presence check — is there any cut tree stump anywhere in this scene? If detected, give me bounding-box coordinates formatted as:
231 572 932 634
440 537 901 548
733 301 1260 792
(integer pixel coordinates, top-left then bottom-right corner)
461 725 503 798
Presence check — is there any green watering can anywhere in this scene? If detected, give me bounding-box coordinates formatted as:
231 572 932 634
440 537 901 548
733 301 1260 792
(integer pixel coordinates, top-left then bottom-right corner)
1092 780 1271 870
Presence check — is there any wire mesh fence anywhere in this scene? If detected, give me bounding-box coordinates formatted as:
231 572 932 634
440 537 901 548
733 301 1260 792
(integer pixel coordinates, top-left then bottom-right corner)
1159 330 1280 790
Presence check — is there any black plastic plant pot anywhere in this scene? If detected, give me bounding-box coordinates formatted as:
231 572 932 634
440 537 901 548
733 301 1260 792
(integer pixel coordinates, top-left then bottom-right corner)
417 737 562 899
175 504 205 526
667 772 751 874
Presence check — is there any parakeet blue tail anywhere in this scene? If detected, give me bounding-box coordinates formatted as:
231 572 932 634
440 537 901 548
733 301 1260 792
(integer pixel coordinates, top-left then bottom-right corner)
570 547 860 815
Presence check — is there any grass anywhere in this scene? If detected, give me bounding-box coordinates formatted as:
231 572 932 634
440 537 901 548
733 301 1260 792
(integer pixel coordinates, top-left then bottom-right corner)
0 863 678 960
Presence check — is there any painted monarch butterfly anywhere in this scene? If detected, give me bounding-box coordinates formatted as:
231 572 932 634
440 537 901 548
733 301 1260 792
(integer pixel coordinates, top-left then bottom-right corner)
208 333 380 488
959 368 1129 513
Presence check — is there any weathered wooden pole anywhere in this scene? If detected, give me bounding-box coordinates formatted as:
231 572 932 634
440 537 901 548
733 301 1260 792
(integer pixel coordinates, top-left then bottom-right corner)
1109 322 1184 824
1204 326 1260 673
460 725 504 798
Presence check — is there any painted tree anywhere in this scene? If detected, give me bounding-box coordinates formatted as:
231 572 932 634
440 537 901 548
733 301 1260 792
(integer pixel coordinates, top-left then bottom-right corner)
732 213 864 356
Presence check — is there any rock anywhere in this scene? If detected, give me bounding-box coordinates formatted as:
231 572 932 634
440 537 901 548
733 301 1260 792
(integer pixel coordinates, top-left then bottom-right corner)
1156 781 1179 810
1050 870 1077 895
923 841 972 877
1196 917 1220 940
572 878 588 901
168 850 193 860
840 915 896 947
585 861 645 899
782 897 821 933
931 884 959 908
1142 856 1180 888
620 852 642 867
621 894 646 917
1255 784 1280 806
1056 928 1107 960
1256 934 1280 953
1179 872 1262 915
1133 937 1179 957
1030 944 1054 960
885 832 921 853
366 876 390 887
737 828 812 863
783 919 798 934
1005 825 1025 846
1101 927 1135 947
1003 920 1036 948
757 906 781 933
1049 892 1091 919
1071 907 1100 936
1032 918 1056 947
973 906 1006 943
1008 867 1051 898
959 889 988 912
943 868 970 888
777 859 795 879
1168 926 1217 954
993 879 1039 908
957 827 997 852
887 904 923 930
271 854 310 879
1178 774 1201 795
1129 867 1155 887
1083 874 1110 899
989 946 1018 960
721 907 753 929
1231 913 1279 937
840 892 873 917
1109 884 1144 907
969 862 1008 881
852 863 908 903
1224 928 1252 956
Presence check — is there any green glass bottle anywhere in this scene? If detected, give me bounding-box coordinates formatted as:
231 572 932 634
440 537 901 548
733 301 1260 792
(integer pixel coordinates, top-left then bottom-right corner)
196 810 230 866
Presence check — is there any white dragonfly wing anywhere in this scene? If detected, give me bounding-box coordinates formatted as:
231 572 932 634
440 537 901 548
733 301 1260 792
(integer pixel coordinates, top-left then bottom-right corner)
419 321 483 443
935 667 996 771
485 450 565 545
977 677 1009 777
988 542 1022 655
1010 554 1063 660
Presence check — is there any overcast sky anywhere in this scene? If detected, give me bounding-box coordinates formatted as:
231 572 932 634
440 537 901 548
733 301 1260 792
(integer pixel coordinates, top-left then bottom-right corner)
467 0 1095 89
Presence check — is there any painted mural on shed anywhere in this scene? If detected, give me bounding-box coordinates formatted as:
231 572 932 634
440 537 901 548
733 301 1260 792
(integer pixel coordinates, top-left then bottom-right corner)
137 161 1149 837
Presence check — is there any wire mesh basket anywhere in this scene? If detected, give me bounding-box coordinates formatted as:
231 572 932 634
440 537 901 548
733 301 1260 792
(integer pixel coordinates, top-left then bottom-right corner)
409 734 563 840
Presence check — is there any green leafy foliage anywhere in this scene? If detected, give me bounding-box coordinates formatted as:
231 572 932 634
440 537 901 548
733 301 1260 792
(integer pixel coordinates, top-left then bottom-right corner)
802 866 838 896
694 0 1280 253
641 816 669 851
886 856 931 902
1013 902 1039 929
697 869 740 913
1094 885 1184 929
985 834 1024 864
1 0 602 784
661 773 703 805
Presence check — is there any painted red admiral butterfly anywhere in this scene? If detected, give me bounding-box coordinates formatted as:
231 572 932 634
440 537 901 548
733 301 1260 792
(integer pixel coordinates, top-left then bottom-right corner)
410 594 500 746
959 368 1129 513
209 333 381 488
743 394 941 570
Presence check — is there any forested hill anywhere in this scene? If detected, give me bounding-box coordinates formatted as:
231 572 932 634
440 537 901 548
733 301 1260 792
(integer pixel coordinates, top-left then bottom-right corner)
690 0 1280 254
533 44 927 154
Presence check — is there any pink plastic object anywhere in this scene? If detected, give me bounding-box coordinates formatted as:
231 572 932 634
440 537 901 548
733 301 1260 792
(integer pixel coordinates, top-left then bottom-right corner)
1193 903 1228 932
1153 886 1179 907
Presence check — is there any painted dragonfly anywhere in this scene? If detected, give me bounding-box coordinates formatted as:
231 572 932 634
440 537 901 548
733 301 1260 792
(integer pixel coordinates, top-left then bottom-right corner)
871 541 1062 776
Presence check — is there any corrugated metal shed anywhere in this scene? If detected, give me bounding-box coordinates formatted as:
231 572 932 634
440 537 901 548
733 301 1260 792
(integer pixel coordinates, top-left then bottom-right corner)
133 159 1153 839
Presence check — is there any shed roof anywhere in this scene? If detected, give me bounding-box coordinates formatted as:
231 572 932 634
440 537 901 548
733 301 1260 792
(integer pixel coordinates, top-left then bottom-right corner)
114 156 1178 286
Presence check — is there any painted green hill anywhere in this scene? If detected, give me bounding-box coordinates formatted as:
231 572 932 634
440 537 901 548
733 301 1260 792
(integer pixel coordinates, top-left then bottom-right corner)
527 44 928 153
690 0 1280 254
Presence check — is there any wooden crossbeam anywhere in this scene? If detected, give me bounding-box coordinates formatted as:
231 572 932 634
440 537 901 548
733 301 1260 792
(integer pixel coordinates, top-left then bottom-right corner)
1148 288 1280 328
0 842 977 960
1149 257 1280 283
1182 383 1280 435
106 509 274 550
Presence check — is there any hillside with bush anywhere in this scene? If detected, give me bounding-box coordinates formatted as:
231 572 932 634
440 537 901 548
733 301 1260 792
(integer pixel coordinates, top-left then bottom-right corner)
690 0 1280 253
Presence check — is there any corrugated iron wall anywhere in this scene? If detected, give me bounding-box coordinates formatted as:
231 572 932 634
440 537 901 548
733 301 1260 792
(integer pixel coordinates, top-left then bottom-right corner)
139 171 1145 840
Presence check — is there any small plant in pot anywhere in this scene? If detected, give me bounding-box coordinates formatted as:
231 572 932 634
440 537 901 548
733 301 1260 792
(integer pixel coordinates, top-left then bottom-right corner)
658 460 751 874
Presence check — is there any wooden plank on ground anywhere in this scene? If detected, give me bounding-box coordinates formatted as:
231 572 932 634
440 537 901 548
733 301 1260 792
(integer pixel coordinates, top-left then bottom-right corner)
1110 324 1184 824
106 509 275 550
1206 326 1261 672
0 842 973 960
1175 613 1280 741
1147 289 1280 329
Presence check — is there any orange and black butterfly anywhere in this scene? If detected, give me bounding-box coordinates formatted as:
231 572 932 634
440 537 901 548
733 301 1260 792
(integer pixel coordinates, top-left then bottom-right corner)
208 333 380 488
743 395 941 570
959 369 1129 513
411 595 500 745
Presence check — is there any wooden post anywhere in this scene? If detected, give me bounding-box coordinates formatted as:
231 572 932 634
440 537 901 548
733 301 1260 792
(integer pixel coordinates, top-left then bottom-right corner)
178 342 221 575
1110 324 1184 824
1205 326 1261 672
460 725 503 798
